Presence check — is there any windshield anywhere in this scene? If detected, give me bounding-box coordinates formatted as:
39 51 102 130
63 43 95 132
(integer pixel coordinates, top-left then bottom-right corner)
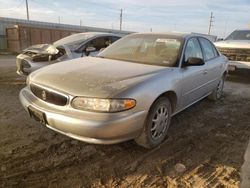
53 33 96 50
226 30 250 40
99 34 183 67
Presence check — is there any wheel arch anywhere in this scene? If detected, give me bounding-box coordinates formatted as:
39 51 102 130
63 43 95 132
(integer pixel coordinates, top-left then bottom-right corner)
152 90 177 114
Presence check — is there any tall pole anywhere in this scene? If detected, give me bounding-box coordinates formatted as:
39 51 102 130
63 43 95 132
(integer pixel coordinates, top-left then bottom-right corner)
80 19 82 26
58 16 60 24
120 9 123 31
208 12 214 35
223 19 228 38
25 0 29 20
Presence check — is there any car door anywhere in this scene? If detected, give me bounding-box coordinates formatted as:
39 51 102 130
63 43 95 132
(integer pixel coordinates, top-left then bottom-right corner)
181 37 208 107
198 37 223 93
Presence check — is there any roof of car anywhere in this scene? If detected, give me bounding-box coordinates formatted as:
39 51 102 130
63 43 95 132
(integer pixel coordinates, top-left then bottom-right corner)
234 29 250 31
76 32 122 37
128 32 200 39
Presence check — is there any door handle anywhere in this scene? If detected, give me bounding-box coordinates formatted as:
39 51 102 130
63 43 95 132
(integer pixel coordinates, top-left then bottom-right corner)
203 70 208 74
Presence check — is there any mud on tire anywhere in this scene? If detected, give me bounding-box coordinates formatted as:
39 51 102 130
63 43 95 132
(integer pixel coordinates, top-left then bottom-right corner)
135 97 172 149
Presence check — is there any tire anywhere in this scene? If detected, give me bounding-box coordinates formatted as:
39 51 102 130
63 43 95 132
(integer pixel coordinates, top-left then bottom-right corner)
208 75 225 101
135 97 172 149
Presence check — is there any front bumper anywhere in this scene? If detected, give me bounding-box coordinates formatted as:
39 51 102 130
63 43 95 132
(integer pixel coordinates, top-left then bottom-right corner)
229 61 250 70
16 57 31 76
19 87 147 144
16 55 50 76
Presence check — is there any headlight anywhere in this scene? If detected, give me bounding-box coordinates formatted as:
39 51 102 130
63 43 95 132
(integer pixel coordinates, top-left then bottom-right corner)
71 97 136 112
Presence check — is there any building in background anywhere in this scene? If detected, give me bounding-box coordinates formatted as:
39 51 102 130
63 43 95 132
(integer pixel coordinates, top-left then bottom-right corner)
0 17 132 53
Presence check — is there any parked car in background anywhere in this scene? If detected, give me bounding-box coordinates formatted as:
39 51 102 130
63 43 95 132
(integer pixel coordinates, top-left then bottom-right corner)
19 33 228 148
214 29 250 72
16 32 122 76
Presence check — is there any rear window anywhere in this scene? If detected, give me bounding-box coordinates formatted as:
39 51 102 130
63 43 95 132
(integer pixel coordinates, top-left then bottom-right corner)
199 38 217 61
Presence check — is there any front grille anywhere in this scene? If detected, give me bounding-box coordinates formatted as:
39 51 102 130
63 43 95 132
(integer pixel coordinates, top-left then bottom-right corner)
217 47 250 62
30 84 68 106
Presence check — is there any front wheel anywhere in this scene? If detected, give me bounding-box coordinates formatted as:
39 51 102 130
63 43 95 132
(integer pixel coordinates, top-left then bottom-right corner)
135 97 172 149
208 75 225 101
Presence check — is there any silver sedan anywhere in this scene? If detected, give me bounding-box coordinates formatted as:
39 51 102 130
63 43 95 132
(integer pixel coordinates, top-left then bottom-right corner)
19 33 228 148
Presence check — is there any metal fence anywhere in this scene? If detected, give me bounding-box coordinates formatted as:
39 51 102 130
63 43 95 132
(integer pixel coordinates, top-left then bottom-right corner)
0 17 132 51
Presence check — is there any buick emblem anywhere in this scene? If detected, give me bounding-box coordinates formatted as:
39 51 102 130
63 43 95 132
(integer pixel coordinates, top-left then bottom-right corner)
41 90 46 100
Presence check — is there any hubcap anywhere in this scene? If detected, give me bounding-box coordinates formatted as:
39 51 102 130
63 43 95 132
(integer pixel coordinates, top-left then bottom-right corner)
216 78 224 99
151 105 169 140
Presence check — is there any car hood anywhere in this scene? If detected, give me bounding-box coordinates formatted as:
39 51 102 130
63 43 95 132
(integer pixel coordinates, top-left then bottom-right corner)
23 44 59 55
215 40 250 49
30 57 169 98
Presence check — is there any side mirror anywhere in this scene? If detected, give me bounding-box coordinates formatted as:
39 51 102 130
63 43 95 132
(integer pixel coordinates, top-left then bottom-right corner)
186 57 205 66
85 46 96 56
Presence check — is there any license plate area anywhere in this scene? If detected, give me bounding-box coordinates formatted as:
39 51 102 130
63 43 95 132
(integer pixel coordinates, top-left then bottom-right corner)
28 106 47 125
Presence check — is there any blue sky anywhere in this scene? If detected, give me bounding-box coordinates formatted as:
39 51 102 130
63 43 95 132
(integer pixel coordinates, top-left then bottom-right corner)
0 0 249 37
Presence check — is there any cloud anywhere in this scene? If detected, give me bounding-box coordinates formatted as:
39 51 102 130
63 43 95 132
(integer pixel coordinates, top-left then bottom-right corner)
0 0 249 37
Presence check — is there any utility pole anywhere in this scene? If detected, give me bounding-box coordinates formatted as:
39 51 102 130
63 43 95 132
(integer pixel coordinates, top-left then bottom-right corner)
25 0 29 20
208 12 214 35
80 19 82 26
58 16 60 24
223 19 228 38
120 9 123 31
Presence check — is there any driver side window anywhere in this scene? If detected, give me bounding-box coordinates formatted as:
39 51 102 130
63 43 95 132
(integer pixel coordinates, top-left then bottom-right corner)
87 37 106 51
184 38 203 62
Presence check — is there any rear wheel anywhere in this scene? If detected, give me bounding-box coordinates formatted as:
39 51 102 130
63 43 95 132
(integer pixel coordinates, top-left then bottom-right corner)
208 75 225 101
135 97 172 149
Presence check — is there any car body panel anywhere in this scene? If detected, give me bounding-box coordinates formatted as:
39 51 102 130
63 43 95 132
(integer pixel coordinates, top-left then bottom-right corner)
19 87 147 143
29 56 168 98
215 40 250 49
22 44 59 54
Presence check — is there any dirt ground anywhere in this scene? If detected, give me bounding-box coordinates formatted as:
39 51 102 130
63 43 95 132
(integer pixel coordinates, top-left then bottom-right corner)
0 55 250 188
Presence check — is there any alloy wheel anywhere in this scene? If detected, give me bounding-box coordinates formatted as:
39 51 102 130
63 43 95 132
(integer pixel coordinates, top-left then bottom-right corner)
150 105 169 141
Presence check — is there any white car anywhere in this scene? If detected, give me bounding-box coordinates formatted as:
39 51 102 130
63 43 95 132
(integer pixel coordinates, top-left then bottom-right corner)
215 29 250 72
16 32 122 76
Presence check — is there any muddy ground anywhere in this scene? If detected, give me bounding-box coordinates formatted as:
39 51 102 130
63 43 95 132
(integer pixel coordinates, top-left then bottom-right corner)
0 55 250 188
